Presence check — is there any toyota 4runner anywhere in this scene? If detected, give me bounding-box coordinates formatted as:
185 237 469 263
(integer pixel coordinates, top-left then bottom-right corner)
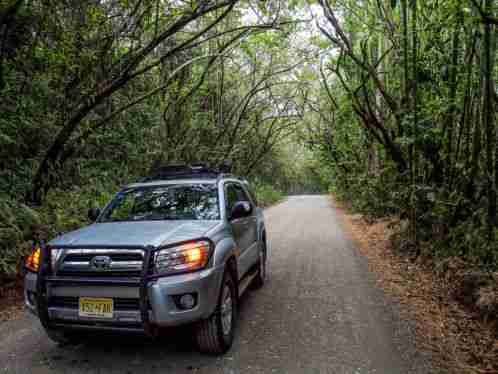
24 165 267 354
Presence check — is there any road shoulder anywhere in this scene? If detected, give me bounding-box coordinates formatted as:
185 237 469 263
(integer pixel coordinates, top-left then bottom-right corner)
332 198 498 374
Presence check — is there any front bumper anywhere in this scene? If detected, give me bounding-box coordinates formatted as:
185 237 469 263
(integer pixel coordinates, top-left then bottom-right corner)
25 265 224 333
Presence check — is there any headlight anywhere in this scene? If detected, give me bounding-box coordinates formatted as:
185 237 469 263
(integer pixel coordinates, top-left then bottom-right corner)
25 247 41 272
154 240 211 275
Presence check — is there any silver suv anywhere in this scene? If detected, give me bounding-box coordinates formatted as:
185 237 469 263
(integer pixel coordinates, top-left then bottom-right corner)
24 165 267 354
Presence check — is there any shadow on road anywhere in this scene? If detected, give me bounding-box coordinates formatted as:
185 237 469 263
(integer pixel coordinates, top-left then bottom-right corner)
37 288 256 373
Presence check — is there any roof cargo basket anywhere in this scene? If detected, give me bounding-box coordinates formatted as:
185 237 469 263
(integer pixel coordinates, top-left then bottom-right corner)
140 163 232 182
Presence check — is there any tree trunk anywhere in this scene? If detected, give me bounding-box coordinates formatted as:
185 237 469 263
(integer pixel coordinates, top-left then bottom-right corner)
401 0 410 134
444 13 462 183
483 0 496 240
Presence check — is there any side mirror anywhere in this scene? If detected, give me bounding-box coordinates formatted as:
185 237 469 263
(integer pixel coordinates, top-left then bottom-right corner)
88 207 101 222
230 201 252 220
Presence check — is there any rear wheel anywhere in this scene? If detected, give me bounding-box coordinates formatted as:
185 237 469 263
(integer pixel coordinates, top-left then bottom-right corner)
251 240 267 290
195 270 237 355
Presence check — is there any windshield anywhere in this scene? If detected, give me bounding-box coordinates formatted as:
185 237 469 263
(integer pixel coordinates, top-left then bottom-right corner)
99 184 220 222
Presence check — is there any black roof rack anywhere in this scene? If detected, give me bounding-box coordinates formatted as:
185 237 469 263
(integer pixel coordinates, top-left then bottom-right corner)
139 163 235 182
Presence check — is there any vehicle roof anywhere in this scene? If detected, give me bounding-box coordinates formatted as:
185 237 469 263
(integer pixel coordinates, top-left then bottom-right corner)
126 176 247 189
127 164 250 189
126 179 218 189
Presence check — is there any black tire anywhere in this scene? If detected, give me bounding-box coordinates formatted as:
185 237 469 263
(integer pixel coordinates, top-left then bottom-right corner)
250 240 267 290
45 328 83 345
195 270 237 355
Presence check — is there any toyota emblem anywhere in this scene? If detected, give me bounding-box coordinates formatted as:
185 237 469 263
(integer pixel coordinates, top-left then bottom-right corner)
91 256 112 270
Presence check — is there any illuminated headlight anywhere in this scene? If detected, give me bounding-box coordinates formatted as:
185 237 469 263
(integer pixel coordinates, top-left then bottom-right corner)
154 240 211 275
25 247 41 272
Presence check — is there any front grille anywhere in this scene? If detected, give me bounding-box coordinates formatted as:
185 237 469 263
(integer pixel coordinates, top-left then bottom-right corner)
56 270 142 277
64 253 144 262
49 296 140 310
57 249 145 277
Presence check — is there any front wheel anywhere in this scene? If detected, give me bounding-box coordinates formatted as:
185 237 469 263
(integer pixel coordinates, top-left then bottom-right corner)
195 270 237 355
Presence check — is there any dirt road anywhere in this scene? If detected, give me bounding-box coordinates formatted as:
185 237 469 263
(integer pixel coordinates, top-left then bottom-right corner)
0 196 432 374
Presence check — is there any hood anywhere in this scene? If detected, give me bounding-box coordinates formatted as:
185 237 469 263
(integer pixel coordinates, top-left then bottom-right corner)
49 220 220 248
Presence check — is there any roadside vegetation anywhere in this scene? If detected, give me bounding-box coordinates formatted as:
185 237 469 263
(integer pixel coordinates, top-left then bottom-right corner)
0 1 329 284
303 2 498 274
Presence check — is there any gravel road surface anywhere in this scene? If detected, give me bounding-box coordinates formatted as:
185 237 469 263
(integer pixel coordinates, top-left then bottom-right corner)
0 196 432 374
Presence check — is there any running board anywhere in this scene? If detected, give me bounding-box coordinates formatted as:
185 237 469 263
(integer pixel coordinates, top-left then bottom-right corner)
238 271 257 297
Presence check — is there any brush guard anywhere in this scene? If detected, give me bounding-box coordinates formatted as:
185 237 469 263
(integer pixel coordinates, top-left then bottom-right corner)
34 238 213 337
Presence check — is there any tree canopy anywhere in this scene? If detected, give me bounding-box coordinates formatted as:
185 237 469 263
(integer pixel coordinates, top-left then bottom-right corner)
1 0 498 277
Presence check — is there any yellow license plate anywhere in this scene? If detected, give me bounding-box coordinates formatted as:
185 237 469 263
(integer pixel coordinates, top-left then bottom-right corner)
78 298 113 318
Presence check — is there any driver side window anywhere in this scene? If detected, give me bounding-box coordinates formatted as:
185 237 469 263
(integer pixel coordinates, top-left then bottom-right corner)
235 185 251 206
225 182 252 215
225 184 239 213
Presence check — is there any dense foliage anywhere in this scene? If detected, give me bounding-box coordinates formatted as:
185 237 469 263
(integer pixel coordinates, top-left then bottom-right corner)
0 0 326 280
2 0 497 280
305 0 498 268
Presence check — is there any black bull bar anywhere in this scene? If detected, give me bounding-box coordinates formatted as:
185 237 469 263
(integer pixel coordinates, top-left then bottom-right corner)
34 239 212 336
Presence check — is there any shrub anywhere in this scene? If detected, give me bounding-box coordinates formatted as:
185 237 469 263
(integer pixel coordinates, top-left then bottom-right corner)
253 183 284 207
